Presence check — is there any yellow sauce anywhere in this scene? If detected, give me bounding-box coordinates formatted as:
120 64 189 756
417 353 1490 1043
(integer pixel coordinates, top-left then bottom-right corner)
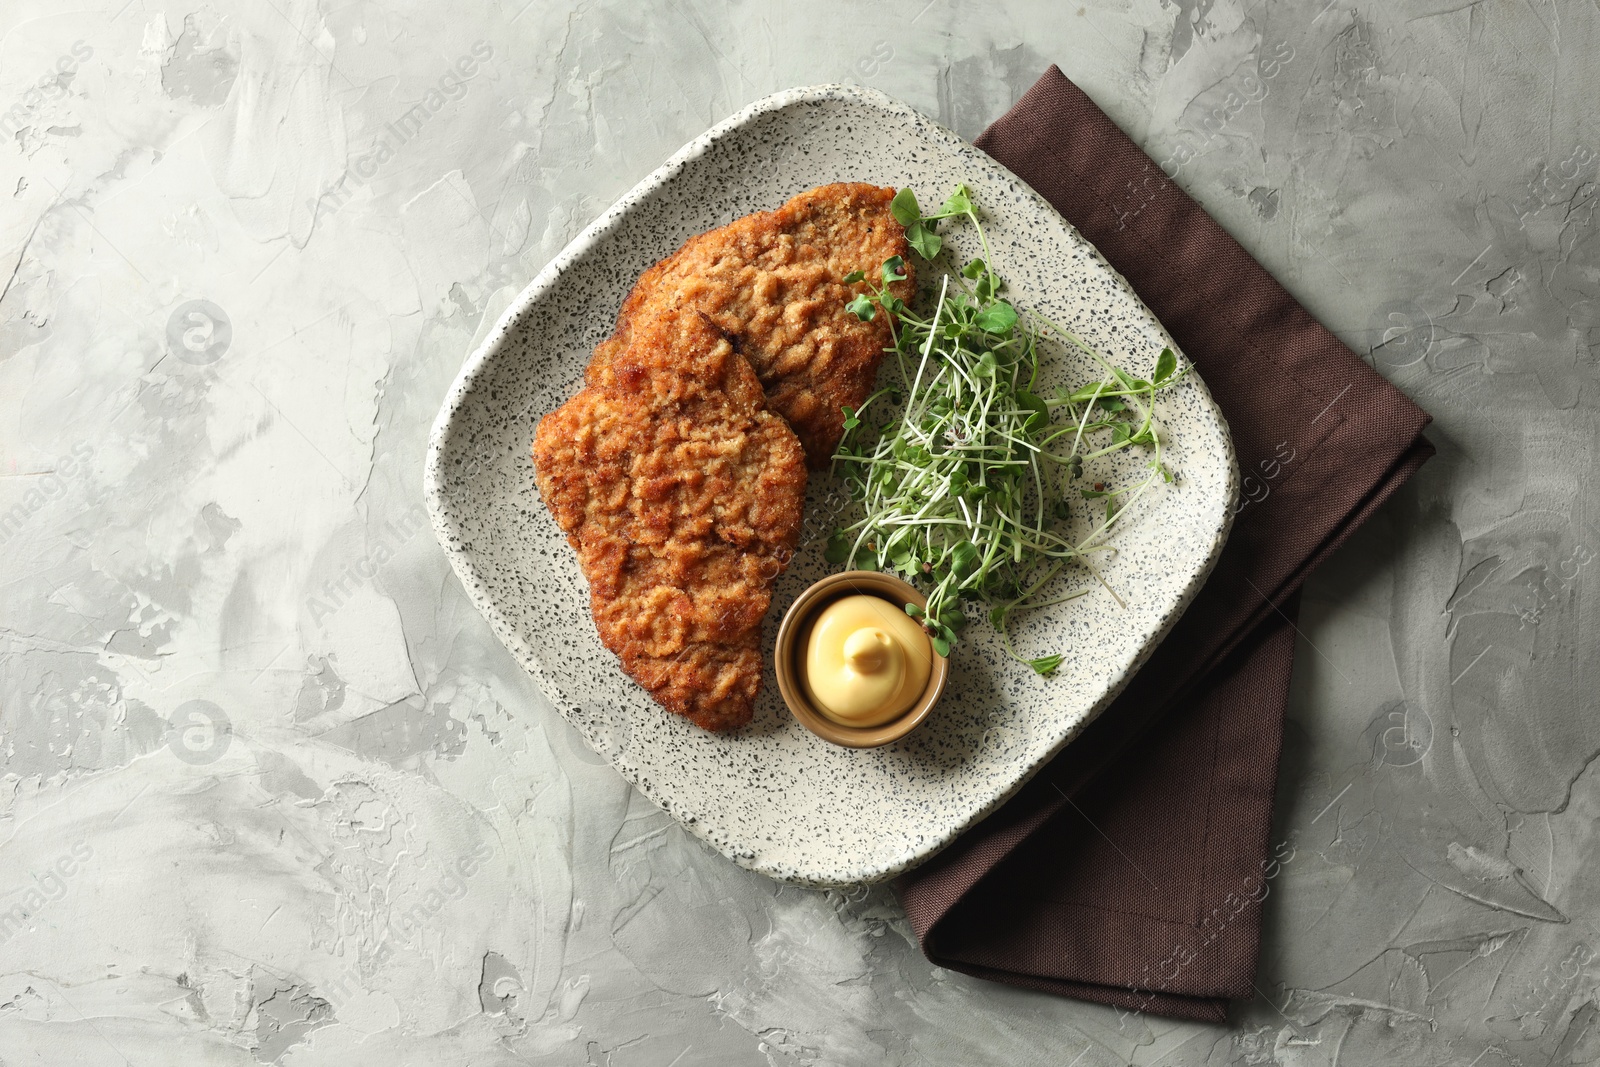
802 594 934 727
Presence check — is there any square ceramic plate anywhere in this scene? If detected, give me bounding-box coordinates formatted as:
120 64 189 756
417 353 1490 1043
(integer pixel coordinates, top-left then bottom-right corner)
425 85 1237 886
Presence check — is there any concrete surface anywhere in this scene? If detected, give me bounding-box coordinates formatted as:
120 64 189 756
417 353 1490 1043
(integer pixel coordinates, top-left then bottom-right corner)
1 1 1596 1064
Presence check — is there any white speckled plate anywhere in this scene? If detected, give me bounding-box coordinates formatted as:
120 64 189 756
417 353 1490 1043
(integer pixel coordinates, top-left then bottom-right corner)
425 85 1237 887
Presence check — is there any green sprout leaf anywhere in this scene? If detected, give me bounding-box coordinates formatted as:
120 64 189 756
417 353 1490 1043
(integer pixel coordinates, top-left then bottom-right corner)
1028 654 1065 676
881 255 907 284
1112 366 1146 391
939 185 974 216
1066 381 1111 404
961 258 987 279
824 529 851 564
930 633 952 658
890 187 921 226
842 269 865 284
974 301 1017 334
841 405 860 431
950 540 980 580
1016 390 1049 434
904 602 924 619
846 294 876 320
1154 348 1177 384
906 220 943 260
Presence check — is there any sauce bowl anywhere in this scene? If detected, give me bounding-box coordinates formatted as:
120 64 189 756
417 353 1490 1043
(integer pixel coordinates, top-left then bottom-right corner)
774 570 949 748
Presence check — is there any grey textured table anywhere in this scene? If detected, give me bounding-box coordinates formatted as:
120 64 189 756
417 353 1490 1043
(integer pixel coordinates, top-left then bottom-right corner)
1 2 1594 1064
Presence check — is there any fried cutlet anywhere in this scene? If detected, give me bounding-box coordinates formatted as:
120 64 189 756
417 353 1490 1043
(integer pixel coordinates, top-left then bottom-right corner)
594 183 914 466
533 307 807 731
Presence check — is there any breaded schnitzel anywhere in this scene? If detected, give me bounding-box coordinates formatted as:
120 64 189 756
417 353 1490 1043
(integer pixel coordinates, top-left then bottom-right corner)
597 183 913 466
533 307 807 731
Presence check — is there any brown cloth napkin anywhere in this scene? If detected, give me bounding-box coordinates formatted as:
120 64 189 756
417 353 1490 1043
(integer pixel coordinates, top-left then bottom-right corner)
894 67 1435 1023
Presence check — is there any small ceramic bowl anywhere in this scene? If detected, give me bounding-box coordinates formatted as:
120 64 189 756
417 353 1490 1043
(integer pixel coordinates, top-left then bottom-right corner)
774 570 950 748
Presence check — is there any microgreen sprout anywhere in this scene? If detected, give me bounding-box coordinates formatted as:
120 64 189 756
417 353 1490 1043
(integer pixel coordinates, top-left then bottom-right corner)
828 185 1189 674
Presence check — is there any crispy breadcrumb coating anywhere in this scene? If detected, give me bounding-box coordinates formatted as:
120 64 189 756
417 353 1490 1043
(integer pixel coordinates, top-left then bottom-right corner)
533 307 806 731
596 182 913 466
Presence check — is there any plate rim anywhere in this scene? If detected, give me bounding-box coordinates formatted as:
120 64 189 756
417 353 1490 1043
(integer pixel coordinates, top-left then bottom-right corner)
424 82 1239 886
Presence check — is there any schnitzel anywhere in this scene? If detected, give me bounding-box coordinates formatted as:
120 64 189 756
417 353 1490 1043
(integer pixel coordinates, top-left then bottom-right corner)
533 307 807 731
597 182 913 466
533 184 911 731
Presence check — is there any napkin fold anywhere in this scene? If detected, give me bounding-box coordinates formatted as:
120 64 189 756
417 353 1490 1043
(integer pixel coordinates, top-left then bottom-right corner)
894 67 1435 1023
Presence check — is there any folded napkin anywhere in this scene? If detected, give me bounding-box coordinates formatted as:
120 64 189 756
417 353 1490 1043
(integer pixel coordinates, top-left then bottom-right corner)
894 67 1435 1022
